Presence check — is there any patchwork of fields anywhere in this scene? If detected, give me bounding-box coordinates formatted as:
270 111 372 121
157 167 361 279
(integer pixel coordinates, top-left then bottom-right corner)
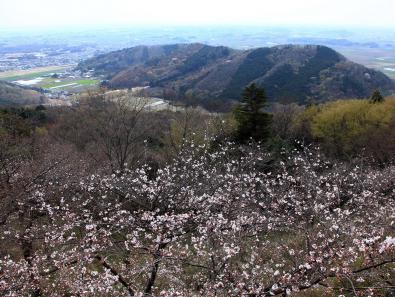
338 47 395 80
0 66 70 80
0 66 100 92
37 78 100 91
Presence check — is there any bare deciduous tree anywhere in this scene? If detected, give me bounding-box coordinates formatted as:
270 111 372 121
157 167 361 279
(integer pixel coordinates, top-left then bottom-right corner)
56 89 153 173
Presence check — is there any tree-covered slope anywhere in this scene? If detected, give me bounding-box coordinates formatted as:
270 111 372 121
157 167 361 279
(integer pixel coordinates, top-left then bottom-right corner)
77 44 395 104
0 81 46 106
77 43 213 78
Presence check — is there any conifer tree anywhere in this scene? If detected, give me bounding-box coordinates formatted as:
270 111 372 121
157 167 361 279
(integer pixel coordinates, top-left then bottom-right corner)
370 89 384 103
233 83 272 142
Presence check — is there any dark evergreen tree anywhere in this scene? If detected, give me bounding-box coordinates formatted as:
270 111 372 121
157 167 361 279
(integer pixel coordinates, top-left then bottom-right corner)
233 83 272 143
370 89 384 103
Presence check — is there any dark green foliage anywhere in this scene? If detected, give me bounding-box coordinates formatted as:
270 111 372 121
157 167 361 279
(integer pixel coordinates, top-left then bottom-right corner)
162 44 180 55
77 46 155 78
144 57 161 67
370 89 385 103
0 106 48 131
222 48 273 99
297 47 341 102
82 43 395 106
35 105 46 112
223 46 343 103
258 64 296 102
233 84 272 142
178 46 230 74
268 46 343 104
153 46 232 87
77 44 183 78
340 76 366 97
141 47 149 61
0 98 16 106
0 110 32 137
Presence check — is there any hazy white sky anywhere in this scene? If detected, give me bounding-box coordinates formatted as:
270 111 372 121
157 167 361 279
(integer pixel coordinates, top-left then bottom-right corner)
0 0 394 29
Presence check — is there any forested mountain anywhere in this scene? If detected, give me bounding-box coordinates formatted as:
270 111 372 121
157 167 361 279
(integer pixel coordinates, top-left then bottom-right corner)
78 43 395 104
0 81 46 106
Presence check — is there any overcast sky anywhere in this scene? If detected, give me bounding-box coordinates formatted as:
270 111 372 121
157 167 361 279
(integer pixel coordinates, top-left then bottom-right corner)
0 0 394 29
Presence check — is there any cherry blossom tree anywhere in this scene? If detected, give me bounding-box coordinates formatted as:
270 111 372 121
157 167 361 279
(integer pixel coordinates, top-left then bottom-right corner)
1 142 394 296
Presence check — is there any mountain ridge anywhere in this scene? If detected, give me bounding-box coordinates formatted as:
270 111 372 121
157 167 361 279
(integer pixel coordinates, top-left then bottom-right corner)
77 43 395 105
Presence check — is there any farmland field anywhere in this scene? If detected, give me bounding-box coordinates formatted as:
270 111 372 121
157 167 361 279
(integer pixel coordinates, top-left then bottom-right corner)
0 65 100 92
40 78 100 89
338 47 395 80
0 66 71 81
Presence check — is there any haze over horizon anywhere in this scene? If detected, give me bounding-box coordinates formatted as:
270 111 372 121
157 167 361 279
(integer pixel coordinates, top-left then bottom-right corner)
1 0 395 30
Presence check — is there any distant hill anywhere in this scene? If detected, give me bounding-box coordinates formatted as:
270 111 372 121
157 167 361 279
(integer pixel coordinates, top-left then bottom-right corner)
0 81 46 106
77 43 395 104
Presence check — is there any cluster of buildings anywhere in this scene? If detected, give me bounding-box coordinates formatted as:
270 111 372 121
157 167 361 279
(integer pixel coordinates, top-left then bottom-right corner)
0 46 97 72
